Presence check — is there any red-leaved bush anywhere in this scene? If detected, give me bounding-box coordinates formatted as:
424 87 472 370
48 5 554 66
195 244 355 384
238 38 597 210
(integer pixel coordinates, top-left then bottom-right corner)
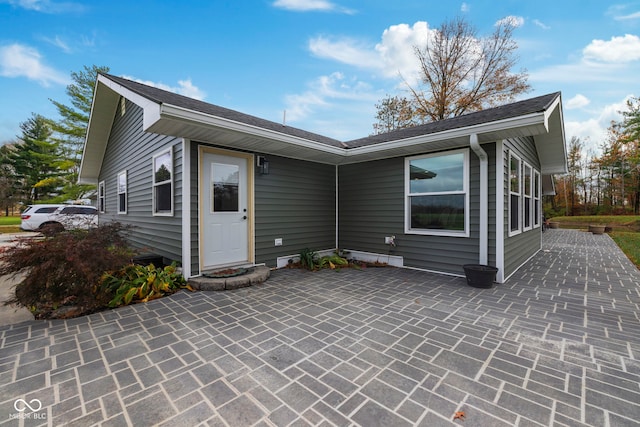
0 222 135 318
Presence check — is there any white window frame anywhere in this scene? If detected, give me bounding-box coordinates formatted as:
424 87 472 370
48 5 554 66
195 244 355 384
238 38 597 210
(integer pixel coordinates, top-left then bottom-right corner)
523 162 533 231
117 170 127 214
509 152 522 236
533 170 541 228
98 181 105 213
404 148 470 237
152 147 174 216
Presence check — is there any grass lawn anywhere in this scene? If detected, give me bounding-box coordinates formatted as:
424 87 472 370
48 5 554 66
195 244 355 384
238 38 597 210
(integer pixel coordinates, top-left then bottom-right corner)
610 232 640 268
0 217 21 226
0 217 21 234
549 215 640 269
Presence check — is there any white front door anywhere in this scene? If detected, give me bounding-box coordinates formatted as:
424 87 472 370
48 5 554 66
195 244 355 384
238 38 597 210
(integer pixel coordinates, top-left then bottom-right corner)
201 150 250 269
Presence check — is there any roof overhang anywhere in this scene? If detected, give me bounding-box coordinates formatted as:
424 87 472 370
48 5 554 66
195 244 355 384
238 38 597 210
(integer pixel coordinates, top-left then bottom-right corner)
79 75 567 184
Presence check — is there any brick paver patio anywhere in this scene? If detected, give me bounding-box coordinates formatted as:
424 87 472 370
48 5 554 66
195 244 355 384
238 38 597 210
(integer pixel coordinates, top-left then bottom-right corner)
1 229 639 426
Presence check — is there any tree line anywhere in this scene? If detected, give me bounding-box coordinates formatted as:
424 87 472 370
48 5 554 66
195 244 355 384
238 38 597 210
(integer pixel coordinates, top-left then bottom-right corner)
0 65 108 215
554 98 640 216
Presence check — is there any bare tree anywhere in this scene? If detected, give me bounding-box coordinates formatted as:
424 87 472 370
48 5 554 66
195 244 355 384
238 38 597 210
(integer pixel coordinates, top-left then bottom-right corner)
408 16 531 122
372 95 417 135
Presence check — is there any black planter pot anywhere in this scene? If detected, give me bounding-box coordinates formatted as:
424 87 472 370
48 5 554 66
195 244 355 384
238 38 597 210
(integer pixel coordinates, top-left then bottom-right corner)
463 264 498 288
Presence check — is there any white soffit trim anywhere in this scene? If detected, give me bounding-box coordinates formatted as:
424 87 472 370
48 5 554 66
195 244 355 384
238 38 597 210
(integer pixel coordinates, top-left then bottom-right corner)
344 112 547 158
97 74 161 130
158 104 346 157
159 103 549 161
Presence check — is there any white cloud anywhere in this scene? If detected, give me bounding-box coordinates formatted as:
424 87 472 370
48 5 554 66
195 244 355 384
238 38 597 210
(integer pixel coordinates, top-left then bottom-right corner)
495 15 524 28
533 19 550 30
460 2 469 13
0 43 68 86
564 95 634 153
283 72 377 123
42 35 72 53
566 94 590 109
309 36 381 70
121 76 206 100
616 12 640 20
309 21 432 85
583 34 640 63
0 0 85 13
375 22 433 83
272 0 354 13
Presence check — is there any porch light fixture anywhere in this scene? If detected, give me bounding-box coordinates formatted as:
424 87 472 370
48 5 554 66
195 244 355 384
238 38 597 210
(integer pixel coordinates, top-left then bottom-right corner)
257 156 269 175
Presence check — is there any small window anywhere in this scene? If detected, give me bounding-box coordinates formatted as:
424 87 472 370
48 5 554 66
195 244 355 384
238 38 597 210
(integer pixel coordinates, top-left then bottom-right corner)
35 207 58 214
509 152 521 235
523 163 532 231
533 170 541 228
152 148 173 216
212 163 239 212
405 149 469 236
117 171 127 214
60 206 95 215
98 181 105 213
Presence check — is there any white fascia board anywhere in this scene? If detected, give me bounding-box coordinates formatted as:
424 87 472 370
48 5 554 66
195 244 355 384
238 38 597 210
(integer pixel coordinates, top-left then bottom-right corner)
97 74 162 130
543 95 561 131
159 103 346 157
344 112 546 158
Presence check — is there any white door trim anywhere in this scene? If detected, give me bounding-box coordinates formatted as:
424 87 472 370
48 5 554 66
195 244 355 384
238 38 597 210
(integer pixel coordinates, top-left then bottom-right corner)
198 146 255 272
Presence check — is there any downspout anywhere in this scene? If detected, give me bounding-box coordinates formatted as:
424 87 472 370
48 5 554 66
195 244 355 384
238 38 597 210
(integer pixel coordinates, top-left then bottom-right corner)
335 164 339 251
470 134 488 265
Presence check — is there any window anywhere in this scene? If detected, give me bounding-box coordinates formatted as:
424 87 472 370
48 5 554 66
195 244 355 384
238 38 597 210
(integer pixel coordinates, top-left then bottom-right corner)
117 171 127 214
34 207 58 214
533 170 541 228
212 163 239 212
98 181 105 213
523 163 532 230
153 148 173 216
405 149 469 236
509 153 521 235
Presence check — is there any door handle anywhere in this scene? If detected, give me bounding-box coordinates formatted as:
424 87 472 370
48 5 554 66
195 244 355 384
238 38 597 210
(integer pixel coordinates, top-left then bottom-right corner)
242 216 247 220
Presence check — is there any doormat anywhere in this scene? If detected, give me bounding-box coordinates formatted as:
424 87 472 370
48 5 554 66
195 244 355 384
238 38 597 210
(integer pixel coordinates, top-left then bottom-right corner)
204 268 248 278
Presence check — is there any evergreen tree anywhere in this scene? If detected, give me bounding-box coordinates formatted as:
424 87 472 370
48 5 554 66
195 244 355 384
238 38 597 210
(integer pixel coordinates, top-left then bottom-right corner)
48 64 110 201
0 143 21 215
10 114 61 202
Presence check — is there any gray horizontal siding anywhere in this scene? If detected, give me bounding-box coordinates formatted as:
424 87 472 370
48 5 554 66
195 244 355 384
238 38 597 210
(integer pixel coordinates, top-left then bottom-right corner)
338 150 487 276
98 98 183 263
503 136 542 278
254 155 336 266
190 141 200 276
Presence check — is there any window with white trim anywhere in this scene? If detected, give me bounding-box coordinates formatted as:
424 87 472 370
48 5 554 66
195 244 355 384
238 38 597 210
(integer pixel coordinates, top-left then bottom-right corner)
117 170 127 214
509 152 521 235
405 149 469 236
533 170 541 228
98 181 105 213
523 162 532 230
153 148 173 216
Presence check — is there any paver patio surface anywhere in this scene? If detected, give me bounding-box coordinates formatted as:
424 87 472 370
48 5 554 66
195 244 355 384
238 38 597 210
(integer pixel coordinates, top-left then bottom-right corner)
1 229 639 426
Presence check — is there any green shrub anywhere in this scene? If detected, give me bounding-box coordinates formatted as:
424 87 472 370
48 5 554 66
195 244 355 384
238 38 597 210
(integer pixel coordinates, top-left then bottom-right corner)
99 262 189 308
299 248 318 270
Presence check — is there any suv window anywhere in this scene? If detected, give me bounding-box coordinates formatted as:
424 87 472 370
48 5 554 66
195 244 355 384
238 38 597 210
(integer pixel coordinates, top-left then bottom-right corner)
59 206 97 215
34 207 58 214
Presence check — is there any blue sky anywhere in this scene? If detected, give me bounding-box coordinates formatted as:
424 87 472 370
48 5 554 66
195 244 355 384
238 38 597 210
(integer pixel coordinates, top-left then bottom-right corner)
1 0 639 155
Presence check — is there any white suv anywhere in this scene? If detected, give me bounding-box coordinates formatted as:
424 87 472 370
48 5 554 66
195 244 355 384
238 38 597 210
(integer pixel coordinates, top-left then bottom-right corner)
20 204 98 232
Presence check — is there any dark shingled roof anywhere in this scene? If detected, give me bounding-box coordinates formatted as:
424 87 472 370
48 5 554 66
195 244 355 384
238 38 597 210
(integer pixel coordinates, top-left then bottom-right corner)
104 74 560 149
345 92 561 148
102 74 346 149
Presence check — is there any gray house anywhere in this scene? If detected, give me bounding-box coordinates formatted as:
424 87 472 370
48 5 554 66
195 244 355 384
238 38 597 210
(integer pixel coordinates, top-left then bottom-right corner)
79 74 567 283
